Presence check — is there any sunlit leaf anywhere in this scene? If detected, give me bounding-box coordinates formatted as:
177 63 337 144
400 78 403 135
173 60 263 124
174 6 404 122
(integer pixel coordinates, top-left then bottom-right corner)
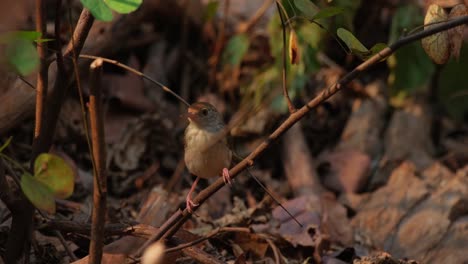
104 0 142 14
20 173 56 214
448 4 467 60
0 137 12 153
6 39 39 75
289 30 300 65
222 34 250 66
312 6 345 20
293 0 319 19
34 153 75 199
421 4 449 65
337 27 368 54
80 0 113 21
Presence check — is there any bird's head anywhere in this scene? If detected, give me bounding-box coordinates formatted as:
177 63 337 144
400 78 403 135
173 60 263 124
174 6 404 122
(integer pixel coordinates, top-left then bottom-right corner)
187 102 224 131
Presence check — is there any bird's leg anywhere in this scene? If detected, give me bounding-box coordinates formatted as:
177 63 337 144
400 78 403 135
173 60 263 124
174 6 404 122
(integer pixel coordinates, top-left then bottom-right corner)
222 168 232 186
186 176 200 213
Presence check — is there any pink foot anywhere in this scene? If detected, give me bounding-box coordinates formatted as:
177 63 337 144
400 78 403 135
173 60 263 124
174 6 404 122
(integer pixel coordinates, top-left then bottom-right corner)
186 176 200 213
186 195 199 213
222 168 232 186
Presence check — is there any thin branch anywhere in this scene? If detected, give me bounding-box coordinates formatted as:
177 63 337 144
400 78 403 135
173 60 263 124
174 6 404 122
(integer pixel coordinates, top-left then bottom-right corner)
31 8 94 162
276 1 295 113
41 221 156 238
134 15 468 255
64 9 95 58
165 227 250 253
79 54 190 106
34 0 48 138
88 58 107 264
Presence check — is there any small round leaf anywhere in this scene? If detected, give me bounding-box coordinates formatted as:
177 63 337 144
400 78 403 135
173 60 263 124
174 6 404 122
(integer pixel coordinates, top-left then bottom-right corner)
80 0 113 21
104 0 142 14
6 39 39 75
337 28 369 54
421 4 450 65
448 4 467 60
34 153 75 199
20 173 56 214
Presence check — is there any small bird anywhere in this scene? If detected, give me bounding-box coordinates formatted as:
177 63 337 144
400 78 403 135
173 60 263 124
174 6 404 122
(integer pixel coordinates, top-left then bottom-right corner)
184 102 232 213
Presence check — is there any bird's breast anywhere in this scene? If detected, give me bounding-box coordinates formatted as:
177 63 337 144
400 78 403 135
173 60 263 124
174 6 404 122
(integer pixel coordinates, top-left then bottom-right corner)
184 125 232 179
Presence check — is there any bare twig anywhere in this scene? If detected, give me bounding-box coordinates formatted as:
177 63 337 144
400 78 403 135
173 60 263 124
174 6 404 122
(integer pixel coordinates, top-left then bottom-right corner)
41 221 156 238
88 58 107 264
34 0 48 138
31 8 94 162
135 15 468 255
165 227 250 253
54 230 78 261
79 54 190 106
276 1 295 113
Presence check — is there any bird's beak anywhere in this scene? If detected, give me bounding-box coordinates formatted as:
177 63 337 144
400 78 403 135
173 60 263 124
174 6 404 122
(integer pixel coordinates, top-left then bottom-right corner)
186 109 197 121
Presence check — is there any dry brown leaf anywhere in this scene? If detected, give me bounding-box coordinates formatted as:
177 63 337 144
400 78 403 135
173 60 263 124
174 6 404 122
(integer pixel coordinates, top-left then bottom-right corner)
448 4 467 60
233 232 269 258
289 30 300 65
421 4 450 64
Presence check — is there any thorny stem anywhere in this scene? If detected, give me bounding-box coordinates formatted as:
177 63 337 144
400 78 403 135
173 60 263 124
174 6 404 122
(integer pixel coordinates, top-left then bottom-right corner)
135 14 468 257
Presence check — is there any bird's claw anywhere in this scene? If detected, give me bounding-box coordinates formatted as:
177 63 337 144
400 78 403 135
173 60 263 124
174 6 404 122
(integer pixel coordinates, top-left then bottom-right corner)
222 168 232 186
186 197 199 213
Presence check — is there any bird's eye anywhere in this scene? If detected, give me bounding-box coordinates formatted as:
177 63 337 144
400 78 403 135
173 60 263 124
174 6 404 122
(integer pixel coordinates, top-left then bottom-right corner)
201 108 209 116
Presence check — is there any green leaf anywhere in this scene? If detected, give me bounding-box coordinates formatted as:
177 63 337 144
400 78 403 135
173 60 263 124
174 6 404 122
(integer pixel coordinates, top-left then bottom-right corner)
370 43 388 54
20 173 56 214
0 31 42 44
387 42 434 92
6 39 39 75
203 1 219 22
312 6 345 20
293 0 319 19
337 28 368 54
104 0 142 14
222 34 250 66
389 5 422 43
0 137 12 153
438 44 468 120
34 153 75 199
80 0 113 21
35 38 55 43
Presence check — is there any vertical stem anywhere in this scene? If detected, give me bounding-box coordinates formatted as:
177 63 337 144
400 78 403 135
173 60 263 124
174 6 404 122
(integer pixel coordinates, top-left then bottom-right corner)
34 0 48 137
276 1 295 113
88 58 107 264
